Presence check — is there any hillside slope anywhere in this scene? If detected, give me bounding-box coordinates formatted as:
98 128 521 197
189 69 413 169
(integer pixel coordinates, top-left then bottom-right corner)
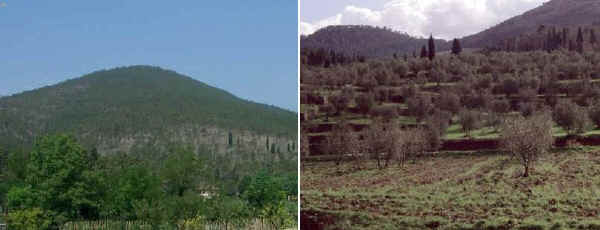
301 25 451 58
0 65 297 154
462 0 600 48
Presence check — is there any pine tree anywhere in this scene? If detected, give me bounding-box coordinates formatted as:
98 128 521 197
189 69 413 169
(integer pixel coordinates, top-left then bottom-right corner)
420 45 428 59
428 34 436 60
451 38 462 55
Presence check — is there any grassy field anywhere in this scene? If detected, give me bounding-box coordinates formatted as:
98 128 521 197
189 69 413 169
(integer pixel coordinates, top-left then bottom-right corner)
301 147 600 229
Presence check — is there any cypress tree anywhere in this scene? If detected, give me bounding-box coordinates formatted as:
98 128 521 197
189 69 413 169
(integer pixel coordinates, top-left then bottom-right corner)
420 45 428 59
577 27 584 43
428 34 436 60
562 28 569 48
576 27 584 53
591 29 597 44
451 38 462 55
266 136 269 151
228 131 233 147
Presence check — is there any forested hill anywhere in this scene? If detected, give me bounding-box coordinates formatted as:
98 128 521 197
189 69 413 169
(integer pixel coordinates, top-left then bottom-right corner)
461 0 600 48
301 25 452 58
0 65 297 153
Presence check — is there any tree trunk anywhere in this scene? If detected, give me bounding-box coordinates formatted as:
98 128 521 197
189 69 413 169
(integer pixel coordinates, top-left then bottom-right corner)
523 160 529 177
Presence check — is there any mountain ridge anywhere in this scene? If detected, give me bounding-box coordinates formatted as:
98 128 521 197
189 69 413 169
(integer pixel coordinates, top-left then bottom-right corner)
0 65 297 154
301 0 600 58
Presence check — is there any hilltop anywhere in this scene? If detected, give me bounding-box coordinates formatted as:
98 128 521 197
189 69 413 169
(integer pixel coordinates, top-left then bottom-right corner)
0 65 297 154
462 0 600 48
300 25 451 58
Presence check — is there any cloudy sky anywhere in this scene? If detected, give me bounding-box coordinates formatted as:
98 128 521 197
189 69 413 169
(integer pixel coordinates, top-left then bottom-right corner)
301 0 550 40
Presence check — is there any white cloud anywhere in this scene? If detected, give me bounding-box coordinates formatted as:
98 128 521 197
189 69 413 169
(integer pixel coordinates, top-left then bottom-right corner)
300 0 549 39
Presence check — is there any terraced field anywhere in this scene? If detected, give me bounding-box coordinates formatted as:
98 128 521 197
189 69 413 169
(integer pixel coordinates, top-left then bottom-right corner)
301 147 600 229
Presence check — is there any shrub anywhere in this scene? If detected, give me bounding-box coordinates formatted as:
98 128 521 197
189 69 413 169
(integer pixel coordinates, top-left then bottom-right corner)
364 120 393 169
328 94 349 115
326 121 358 166
392 127 428 166
491 99 511 114
502 77 520 96
553 100 591 135
589 102 600 129
6 208 53 230
370 106 398 121
355 93 375 115
436 92 461 114
425 110 451 151
406 94 433 122
518 102 536 117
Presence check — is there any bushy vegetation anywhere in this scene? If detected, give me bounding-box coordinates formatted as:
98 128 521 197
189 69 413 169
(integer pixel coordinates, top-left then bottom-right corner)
0 65 297 152
0 134 297 229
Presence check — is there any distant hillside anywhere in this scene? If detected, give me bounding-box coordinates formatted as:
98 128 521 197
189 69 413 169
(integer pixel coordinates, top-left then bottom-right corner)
0 66 297 154
301 25 451 59
462 0 600 48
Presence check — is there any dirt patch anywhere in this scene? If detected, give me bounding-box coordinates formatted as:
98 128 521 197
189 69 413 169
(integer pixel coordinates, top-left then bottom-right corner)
300 210 338 230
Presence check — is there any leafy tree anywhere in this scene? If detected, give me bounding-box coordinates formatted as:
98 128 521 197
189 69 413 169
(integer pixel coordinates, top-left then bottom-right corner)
242 170 286 212
364 120 393 169
9 134 101 224
326 121 355 165
356 93 375 115
425 110 451 151
553 100 591 135
589 102 600 129
6 207 53 230
102 165 162 219
458 109 480 137
328 93 349 115
392 127 428 167
436 91 461 114
451 38 462 55
406 94 433 122
491 99 511 114
161 146 205 197
502 77 520 96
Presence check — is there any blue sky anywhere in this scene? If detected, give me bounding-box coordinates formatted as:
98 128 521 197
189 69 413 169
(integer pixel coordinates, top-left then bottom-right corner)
0 0 298 112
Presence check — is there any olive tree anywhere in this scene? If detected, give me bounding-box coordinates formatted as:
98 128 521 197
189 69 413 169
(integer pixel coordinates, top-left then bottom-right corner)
500 112 553 177
553 100 591 135
326 121 357 166
392 127 428 167
363 120 392 169
458 109 480 137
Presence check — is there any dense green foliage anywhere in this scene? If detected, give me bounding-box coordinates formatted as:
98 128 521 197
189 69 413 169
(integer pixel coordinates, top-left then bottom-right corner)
0 65 297 151
0 134 297 229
